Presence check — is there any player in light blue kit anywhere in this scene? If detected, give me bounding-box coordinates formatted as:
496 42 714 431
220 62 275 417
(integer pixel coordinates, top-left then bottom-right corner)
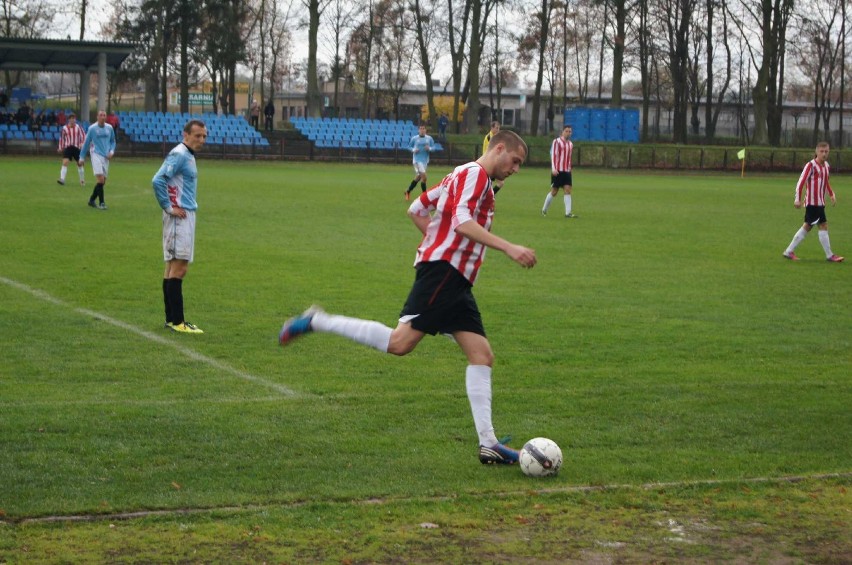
78 109 116 210
404 124 435 201
152 119 208 334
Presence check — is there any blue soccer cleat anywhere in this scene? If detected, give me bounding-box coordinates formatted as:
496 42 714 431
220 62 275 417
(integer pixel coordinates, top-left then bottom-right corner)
479 442 519 465
278 306 322 346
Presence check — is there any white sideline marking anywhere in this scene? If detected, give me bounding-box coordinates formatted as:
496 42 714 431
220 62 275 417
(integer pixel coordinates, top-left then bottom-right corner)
0 275 297 397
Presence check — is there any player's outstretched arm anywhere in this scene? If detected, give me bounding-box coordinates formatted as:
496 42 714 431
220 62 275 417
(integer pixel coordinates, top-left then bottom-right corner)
455 220 536 268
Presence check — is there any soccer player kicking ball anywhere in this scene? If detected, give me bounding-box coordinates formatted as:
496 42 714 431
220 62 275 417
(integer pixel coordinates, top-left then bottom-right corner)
280 130 536 465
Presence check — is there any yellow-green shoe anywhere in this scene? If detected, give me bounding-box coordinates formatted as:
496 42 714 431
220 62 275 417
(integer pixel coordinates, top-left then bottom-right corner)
170 322 204 334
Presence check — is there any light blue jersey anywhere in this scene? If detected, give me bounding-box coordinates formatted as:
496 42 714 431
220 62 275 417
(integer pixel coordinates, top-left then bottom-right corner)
410 134 434 166
152 143 199 211
79 122 116 160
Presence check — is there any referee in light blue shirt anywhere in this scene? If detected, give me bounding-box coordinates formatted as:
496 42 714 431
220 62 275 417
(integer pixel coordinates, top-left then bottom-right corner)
404 124 435 201
78 109 116 209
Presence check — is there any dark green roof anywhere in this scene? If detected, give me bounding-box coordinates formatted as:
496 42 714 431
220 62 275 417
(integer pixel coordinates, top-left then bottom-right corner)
0 37 135 72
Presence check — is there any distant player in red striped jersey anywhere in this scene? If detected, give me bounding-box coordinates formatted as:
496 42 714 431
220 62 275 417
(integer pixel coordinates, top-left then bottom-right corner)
783 142 843 262
279 130 536 465
56 113 86 186
541 125 576 218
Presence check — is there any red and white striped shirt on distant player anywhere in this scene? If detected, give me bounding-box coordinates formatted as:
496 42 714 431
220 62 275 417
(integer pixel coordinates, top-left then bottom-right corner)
795 159 834 207
414 162 495 284
58 123 86 151
550 136 573 173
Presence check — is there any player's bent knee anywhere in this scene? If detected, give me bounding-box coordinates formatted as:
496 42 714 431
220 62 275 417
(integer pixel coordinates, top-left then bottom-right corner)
386 329 421 356
387 339 416 356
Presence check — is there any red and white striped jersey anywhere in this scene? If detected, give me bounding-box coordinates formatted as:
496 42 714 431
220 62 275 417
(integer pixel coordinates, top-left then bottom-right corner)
551 136 573 173
795 159 834 206
408 180 446 217
413 162 495 284
59 123 86 150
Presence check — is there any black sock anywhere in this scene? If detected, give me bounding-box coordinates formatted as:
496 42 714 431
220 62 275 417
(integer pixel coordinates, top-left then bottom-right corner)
166 278 184 325
420 182 427 193
163 279 172 324
96 183 105 204
89 185 98 202
407 180 417 192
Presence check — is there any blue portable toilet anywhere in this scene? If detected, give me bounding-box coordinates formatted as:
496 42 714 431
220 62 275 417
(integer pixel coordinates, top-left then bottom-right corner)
589 109 607 141
622 109 640 143
605 109 624 142
563 107 590 140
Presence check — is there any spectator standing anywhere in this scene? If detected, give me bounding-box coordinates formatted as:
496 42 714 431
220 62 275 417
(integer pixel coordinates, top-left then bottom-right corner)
250 99 260 129
106 111 120 129
437 113 449 139
264 100 275 131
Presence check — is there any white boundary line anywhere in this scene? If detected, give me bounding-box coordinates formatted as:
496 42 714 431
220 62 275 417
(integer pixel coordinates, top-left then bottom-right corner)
0 275 297 397
11 471 851 524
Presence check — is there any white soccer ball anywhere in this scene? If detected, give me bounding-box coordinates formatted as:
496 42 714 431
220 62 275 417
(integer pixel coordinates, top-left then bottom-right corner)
519 437 563 477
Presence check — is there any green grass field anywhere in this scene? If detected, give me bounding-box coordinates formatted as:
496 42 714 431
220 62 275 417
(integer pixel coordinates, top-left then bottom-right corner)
0 156 849 563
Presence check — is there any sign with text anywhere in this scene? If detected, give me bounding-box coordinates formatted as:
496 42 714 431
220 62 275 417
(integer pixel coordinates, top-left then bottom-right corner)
169 92 214 105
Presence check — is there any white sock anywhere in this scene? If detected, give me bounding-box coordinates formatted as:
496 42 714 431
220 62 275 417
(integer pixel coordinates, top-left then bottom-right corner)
78 167 85 183
818 230 833 258
785 227 808 254
564 194 572 215
542 193 554 213
60 165 67 181
466 365 498 446
310 311 391 353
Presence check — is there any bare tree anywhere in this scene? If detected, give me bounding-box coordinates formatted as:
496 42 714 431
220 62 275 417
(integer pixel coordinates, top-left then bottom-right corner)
686 1 705 136
731 0 794 145
703 0 732 143
629 0 654 138
571 1 598 103
411 0 443 125
349 0 377 117
381 0 415 120
607 0 629 106
516 0 554 135
263 0 295 103
322 0 356 117
304 0 332 117
657 0 696 143
792 0 846 144
1 0 53 88
446 0 473 132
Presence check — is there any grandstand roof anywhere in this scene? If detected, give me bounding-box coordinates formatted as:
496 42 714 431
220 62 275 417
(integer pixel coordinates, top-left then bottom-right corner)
0 37 135 73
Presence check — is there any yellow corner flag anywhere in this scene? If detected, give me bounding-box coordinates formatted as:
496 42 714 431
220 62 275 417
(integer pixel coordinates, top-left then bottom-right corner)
737 148 746 177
